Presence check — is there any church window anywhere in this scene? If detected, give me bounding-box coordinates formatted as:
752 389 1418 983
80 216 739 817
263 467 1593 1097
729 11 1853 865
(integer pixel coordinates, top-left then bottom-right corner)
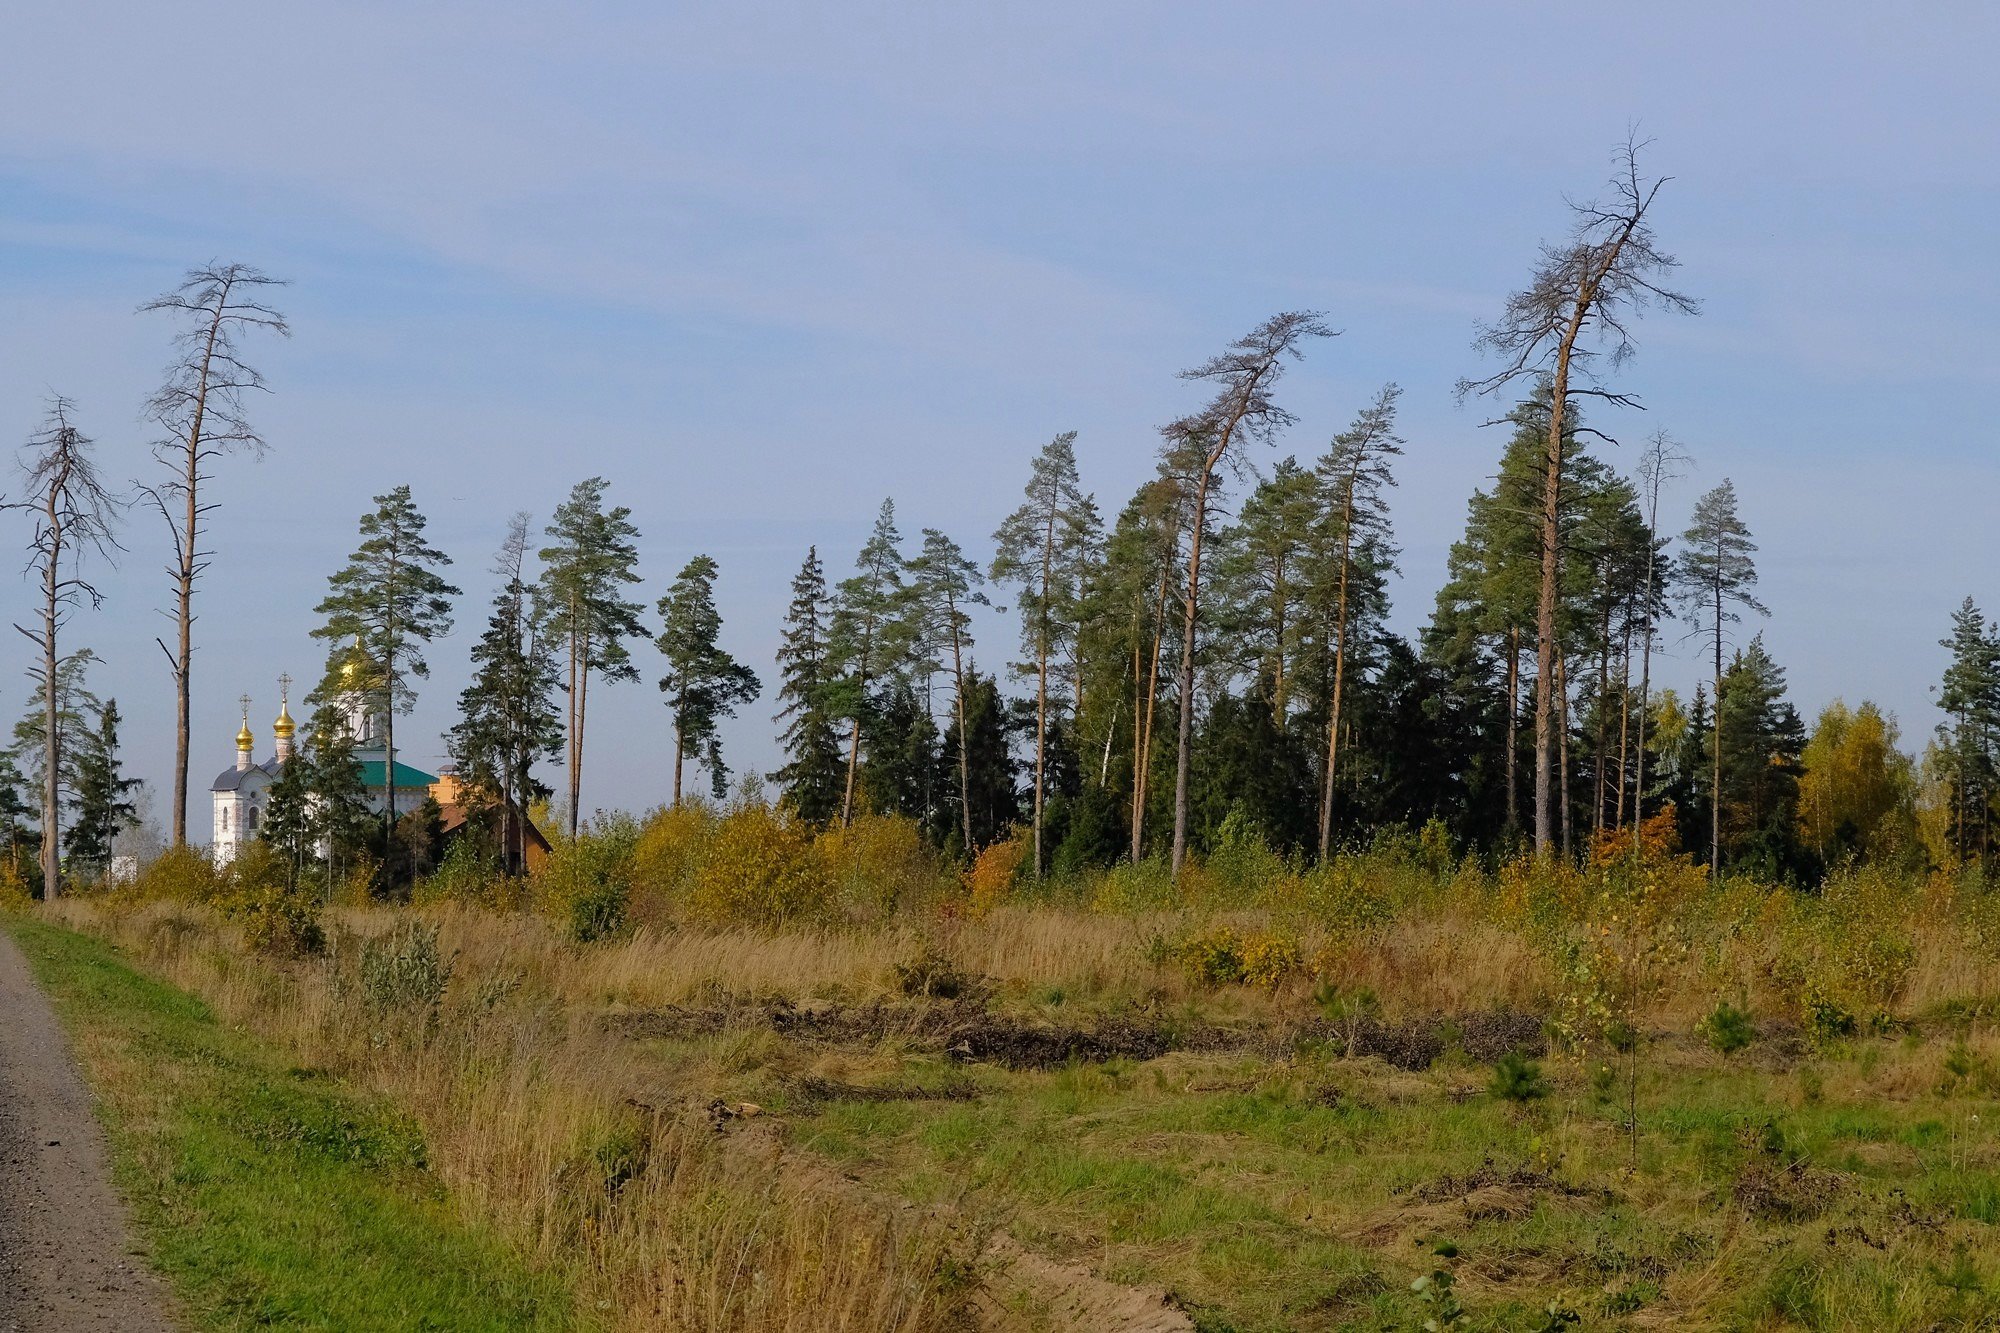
221 807 231 832
248 806 259 831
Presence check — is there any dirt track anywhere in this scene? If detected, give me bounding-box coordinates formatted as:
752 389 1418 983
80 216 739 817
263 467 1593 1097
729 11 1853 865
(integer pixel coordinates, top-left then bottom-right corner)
0 928 175 1332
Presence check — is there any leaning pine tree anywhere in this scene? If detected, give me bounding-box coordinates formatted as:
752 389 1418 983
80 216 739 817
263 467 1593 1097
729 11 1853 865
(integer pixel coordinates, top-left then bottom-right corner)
1162 311 1334 877
1311 384 1404 861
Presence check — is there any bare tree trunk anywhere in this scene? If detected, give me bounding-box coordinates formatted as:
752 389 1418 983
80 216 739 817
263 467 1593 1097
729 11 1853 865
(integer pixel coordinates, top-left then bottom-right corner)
1170 474 1212 878
1712 574 1724 876
1133 562 1172 862
1129 626 1144 860
1032 509 1054 878
1318 492 1358 862
565 606 582 840
1533 328 1582 857
40 563 60 902
948 603 973 852
1505 627 1520 835
575 644 590 835
1556 646 1572 861
164 305 226 847
840 618 877 827
672 723 684 806
1614 599 1634 831
1594 597 1613 837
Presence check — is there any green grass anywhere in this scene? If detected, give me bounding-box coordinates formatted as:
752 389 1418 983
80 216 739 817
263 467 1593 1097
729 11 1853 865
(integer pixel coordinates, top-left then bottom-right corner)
759 1033 2000 1331
2 914 583 1331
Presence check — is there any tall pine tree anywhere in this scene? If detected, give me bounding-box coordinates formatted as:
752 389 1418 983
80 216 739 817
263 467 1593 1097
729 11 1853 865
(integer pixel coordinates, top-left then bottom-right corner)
657 555 760 803
310 485 459 838
538 477 647 837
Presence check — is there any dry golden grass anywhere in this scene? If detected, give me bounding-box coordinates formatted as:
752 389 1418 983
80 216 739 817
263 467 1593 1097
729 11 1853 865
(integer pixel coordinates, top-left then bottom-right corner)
48 898 978 1333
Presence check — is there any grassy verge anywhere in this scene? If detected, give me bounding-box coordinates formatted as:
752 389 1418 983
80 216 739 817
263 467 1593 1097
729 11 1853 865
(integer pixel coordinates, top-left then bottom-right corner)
1 912 582 1332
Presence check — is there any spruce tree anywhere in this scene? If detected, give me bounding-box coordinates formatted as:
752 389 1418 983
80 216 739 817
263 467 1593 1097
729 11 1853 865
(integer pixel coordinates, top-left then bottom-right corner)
1716 637 1807 879
657 555 760 803
1677 479 1766 873
310 486 459 841
773 548 845 823
450 514 562 871
308 704 378 881
260 742 320 887
64 697 140 873
538 477 647 837
1937 597 2000 864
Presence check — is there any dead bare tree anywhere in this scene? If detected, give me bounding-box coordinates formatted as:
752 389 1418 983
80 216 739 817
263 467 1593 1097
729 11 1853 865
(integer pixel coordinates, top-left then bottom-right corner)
9 399 121 900
1458 137 1696 858
1162 311 1334 878
139 264 290 846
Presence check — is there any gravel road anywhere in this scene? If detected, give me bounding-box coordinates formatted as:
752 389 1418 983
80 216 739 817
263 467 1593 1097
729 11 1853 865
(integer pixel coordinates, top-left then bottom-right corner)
0 928 175 1332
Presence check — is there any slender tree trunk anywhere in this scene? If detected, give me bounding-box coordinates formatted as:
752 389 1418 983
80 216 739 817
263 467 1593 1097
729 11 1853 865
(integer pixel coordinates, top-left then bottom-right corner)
949 608 972 852
1712 575 1724 876
575 645 590 835
1133 559 1172 861
40 540 60 902
1615 599 1634 832
1033 509 1054 878
1505 626 1520 834
1170 476 1212 878
1318 495 1358 861
1129 625 1144 860
1594 597 1613 837
1556 647 1572 860
565 607 582 839
165 300 229 847
672 721 684 806
840 618 876 827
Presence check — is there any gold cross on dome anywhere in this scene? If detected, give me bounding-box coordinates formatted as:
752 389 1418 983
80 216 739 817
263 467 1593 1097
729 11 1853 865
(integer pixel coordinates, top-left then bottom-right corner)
277 673 292 705
239 692 252 723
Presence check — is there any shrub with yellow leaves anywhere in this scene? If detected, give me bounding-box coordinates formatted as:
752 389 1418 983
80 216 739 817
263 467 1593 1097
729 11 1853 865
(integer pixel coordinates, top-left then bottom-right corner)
964 831 1027 916
684 803 833 927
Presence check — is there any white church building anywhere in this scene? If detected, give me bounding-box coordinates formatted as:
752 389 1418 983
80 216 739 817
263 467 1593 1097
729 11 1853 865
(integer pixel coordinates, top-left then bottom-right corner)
211 656 439 865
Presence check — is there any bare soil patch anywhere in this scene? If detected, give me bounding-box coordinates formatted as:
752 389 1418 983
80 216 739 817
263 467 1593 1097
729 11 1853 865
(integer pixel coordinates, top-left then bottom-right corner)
0 929 175 1332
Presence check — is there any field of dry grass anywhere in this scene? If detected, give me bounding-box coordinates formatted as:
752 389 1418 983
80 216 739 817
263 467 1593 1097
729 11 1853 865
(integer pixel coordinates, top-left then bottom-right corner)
31 814 2000 1330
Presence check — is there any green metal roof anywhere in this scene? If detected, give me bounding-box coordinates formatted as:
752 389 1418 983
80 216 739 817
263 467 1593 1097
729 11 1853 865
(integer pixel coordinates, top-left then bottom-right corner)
355 759 439 790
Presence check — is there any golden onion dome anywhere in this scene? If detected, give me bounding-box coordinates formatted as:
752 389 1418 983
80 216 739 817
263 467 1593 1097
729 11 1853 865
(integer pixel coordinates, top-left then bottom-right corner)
236 720 256 751
273 701 296 740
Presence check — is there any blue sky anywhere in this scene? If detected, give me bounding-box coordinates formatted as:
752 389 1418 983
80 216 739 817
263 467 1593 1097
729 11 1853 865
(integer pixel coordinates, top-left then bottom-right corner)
1 3 1995 827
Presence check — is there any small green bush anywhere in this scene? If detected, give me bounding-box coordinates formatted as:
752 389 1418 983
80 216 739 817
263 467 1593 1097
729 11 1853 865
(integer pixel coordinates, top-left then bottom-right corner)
1699 1001 1756 1056
360 922 452 1036
1489 1051 1551 1103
